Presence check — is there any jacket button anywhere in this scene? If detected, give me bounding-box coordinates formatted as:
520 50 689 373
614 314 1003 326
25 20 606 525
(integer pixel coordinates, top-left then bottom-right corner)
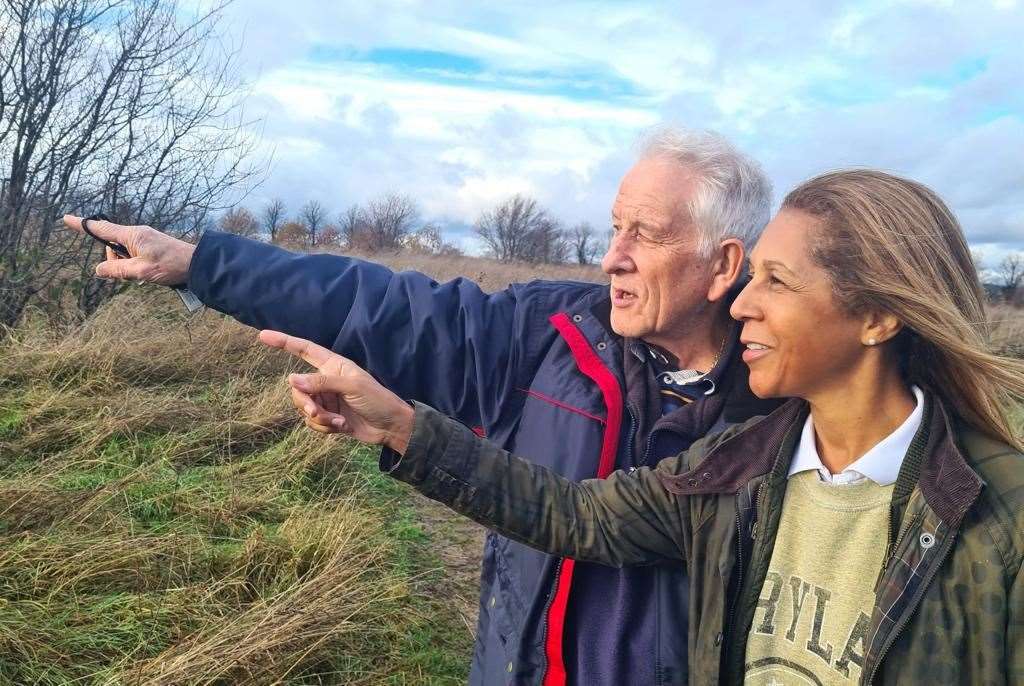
701 471 712 480
714 632 723 646
687 478 698 487
507 661 514 673
572 314 583 322
596 341 607 350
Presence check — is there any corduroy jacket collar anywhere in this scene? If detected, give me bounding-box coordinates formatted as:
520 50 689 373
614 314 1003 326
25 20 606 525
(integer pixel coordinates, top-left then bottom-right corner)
662 391 984 528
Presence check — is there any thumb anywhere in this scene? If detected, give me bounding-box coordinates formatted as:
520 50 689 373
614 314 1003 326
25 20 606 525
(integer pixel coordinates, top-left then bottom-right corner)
96 257 147 281
289 372 355 396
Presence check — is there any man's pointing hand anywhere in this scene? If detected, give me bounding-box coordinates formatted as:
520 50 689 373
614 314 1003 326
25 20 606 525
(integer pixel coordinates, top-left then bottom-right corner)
63 215 195 286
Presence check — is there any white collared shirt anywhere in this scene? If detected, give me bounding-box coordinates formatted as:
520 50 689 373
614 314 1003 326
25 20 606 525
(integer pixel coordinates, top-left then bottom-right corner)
788 386 925 486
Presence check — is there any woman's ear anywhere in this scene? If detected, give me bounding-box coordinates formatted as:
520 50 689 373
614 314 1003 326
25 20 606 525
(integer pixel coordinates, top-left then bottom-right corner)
707 239 745 303
861 310 903 347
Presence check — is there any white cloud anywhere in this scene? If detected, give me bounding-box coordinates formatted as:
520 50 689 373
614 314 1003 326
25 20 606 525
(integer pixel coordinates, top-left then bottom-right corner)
213 0 1023 256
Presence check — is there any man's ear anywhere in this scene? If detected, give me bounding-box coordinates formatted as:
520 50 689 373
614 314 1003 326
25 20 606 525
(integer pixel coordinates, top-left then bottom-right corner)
707 239 744 303
861 310 904 346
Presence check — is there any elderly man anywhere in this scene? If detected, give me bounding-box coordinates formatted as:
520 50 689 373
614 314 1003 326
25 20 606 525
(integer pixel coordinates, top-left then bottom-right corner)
66 128 779 685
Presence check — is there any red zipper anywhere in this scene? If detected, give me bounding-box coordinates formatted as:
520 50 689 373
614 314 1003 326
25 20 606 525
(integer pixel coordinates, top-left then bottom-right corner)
541 312 624 686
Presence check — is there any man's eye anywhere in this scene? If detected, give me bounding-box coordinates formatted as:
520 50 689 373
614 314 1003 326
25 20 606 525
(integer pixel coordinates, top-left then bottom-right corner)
769 275 784 286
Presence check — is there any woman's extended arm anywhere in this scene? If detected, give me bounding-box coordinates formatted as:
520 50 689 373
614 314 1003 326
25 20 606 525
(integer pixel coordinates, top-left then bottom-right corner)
259 330 691 568
384 401 688 567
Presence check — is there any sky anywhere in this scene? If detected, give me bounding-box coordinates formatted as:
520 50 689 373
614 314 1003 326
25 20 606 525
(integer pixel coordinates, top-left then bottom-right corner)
202 0 1023 265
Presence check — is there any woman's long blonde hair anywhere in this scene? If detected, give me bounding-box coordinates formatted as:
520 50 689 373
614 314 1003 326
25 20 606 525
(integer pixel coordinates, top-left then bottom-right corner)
783 169 1024 450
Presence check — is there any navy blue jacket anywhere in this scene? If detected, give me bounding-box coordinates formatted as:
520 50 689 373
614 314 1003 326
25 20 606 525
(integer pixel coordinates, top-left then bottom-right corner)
186 231 779 685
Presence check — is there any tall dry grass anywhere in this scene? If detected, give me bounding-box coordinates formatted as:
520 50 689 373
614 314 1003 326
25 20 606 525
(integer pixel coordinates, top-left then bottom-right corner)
989 303 1024 359
326 247 607 292
0 285 473 684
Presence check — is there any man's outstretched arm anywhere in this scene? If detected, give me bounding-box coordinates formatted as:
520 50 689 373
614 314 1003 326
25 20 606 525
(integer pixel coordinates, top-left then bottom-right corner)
63 217 532 427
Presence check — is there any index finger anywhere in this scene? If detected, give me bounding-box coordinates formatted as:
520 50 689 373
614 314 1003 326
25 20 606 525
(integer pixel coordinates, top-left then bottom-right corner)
258 330 337 370
62 214 128 243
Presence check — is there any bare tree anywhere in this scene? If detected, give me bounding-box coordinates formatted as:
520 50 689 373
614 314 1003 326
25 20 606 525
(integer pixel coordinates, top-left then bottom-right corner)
218 207 261 239
525 220 568 264
274 220 308 248
299 200 328 246
338 204 369 250
403 223 463 256
0 0 259 327
570 222 601 264
261 198 286 242
998 251 1024 302
364 193 419 252
475 195 565 263
317 223 342 247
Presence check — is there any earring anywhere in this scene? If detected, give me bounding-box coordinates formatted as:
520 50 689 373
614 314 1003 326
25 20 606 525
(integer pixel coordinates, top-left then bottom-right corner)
866 338 877 346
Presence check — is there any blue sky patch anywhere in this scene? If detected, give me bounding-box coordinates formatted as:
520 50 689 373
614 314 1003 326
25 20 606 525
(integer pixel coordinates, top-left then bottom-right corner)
308 43 646 103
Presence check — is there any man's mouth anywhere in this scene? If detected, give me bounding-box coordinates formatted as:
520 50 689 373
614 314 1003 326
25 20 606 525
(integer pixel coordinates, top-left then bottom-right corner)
611 287 637 305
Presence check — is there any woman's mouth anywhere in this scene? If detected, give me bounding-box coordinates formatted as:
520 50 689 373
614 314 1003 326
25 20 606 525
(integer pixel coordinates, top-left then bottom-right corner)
741 342 772 363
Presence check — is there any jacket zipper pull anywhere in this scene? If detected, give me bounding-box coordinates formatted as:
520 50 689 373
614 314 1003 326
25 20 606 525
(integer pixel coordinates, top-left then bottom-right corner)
873 543 894 593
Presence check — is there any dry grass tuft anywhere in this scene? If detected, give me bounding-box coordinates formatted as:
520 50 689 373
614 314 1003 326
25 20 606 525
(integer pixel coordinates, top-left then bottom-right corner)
128 503 407 686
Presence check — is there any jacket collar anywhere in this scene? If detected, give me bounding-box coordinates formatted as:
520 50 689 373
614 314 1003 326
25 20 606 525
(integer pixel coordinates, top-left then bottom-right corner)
663 391 984 528
913 392 984 527
613 310 783 455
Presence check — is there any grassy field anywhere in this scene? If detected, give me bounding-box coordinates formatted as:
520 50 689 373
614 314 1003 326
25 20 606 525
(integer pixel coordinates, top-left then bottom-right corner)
0 287 482 685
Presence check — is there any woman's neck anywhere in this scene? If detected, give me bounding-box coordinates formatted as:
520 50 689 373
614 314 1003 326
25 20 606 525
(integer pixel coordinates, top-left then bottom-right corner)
807 364 917 475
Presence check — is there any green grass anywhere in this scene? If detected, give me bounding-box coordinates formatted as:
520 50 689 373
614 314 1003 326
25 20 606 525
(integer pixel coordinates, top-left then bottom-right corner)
0 406 23 440
0 296 473 684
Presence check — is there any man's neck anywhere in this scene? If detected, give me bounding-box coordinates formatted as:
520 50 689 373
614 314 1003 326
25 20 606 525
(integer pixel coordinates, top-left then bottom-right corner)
807 363 917 475
645 307 734 372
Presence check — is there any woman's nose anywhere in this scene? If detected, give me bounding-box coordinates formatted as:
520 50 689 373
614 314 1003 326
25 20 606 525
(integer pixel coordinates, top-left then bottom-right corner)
729 278 759 321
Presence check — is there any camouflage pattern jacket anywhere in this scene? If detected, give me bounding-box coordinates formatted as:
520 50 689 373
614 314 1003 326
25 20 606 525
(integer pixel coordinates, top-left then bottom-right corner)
382 392 1024 684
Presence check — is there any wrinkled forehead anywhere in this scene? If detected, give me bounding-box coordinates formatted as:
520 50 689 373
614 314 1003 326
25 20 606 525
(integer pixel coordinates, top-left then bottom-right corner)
612 157 698 232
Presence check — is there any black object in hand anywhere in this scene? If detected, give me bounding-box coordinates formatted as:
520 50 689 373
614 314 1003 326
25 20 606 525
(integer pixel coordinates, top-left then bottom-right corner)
80 212 203 314
81 213 130 258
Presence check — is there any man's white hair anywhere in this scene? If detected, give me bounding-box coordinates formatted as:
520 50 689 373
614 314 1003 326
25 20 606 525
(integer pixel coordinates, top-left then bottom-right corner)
638 127 772 257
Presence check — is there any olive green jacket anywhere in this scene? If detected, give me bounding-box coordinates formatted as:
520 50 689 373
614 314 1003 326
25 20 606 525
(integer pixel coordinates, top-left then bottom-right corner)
382 394 1024 684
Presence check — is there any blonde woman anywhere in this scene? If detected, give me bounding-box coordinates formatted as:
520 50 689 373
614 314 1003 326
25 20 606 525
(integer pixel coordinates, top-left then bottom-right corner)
262 170 1024 685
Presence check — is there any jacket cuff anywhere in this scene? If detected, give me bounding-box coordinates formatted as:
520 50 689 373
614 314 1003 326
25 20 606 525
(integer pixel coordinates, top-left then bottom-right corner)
185 229 225 300
379 401 475 487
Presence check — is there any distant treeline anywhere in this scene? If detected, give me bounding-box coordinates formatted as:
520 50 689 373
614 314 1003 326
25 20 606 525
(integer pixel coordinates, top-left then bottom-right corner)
216 193 605 266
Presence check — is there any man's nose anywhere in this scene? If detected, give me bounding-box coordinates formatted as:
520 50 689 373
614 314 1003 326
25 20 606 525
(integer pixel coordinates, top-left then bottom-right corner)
601 235 634 274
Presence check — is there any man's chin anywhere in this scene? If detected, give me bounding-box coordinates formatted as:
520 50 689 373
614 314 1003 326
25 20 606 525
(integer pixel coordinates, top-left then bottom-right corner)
608 314 647 340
